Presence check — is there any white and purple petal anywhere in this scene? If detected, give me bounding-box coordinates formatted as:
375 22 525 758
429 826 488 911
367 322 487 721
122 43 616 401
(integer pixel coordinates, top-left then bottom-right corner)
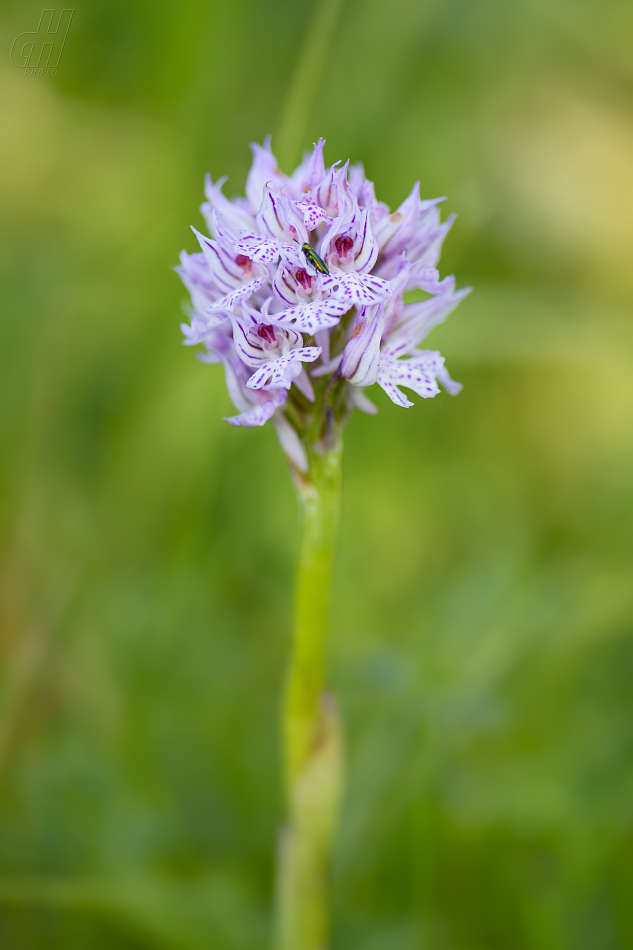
247 347 321 390
376 371 414 408
321 270 392 307
340 304 385 387
201 175 255 237
231 317 269 367
245 137 289 213
191 227 245 295
271 298 349 334
273 414 308 471
373 182 424 254
291 138 327 196
181 314 228 346
255 186 308 245
313 161 342 215
207 275 268 314
175 250 222 314
233 233 290 265
178 138 468 429
386 285 472 354
408 210 456 267
376 349 458 408
311 353 343 378
406 262 455 295
225 397 281 427
321 203 378 274
296 199 330 231
436 364 462 395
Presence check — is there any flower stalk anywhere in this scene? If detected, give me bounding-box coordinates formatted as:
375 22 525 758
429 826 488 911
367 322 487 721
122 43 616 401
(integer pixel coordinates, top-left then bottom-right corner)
276 440 343 950
175 132 470 950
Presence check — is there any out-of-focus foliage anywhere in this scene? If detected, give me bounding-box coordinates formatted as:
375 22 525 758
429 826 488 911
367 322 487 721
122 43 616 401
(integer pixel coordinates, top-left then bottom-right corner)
1 0 632 946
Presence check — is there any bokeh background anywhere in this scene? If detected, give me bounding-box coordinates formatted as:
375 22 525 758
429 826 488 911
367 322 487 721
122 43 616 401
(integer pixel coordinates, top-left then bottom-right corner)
1 0 633 946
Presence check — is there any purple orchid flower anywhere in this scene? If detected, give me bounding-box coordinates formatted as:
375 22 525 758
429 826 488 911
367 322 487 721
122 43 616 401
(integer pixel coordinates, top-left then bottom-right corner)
231 301 321 396
177 138 470 468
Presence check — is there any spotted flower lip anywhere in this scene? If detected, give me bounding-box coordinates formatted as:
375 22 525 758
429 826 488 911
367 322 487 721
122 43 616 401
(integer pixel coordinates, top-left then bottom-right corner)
177 137 470 465
231 302 321 392
270 263 350 334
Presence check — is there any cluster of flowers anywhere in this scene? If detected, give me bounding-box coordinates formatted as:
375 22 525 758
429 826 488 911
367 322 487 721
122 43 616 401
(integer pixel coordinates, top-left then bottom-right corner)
177 138 469 468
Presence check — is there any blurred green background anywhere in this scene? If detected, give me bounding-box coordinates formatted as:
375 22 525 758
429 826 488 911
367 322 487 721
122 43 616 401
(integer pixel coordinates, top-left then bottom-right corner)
1 0 633 947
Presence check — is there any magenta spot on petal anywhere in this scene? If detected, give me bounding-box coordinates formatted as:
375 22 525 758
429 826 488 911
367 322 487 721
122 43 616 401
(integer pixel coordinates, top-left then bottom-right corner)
335 236 354 258
257 324 277 345
295 268 313 292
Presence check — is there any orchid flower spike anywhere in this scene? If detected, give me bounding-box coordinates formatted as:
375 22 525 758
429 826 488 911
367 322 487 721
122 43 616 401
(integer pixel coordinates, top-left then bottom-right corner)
177 137 470 470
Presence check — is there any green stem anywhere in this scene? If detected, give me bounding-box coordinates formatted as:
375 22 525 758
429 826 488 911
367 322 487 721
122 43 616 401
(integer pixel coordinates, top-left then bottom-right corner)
275 0 344 171
276 442 343 950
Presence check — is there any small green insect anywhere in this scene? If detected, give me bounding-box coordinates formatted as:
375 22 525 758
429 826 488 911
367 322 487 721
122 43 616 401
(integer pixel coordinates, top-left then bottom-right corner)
301 242 329 276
